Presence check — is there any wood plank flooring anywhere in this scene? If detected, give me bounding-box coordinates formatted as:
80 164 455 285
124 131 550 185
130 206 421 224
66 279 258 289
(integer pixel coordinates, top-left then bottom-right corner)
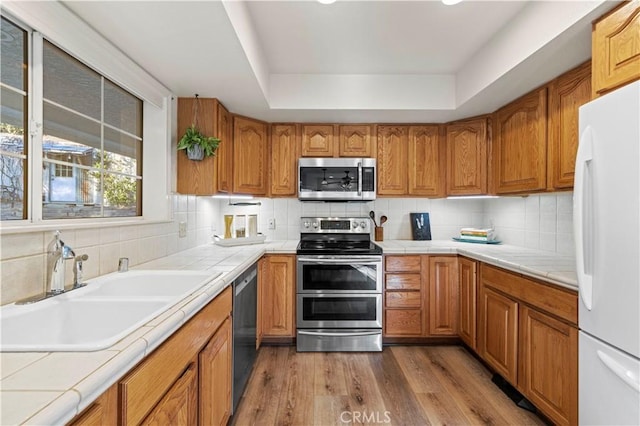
231 346 545 426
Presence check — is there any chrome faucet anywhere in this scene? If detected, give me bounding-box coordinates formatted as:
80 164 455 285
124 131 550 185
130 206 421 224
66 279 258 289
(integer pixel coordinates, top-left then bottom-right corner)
73 254 89 289
46 231 75 295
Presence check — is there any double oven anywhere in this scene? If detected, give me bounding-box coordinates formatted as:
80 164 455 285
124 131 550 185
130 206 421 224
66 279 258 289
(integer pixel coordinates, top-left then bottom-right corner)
296 217 383 352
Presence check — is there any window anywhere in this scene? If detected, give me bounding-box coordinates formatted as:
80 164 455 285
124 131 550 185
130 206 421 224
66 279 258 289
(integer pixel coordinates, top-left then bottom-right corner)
0 15 143 222
42 41 143 219
0 17 28 221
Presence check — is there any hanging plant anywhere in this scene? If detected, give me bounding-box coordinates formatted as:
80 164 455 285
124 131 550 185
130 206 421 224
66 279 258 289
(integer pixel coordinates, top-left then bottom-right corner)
177 94 221 161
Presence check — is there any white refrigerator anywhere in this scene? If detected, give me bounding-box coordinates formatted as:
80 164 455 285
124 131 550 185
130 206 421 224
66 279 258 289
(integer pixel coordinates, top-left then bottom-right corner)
575 80 640 425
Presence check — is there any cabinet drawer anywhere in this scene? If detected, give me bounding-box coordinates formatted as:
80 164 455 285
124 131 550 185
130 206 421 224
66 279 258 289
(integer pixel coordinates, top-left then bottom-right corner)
385 255 422 272
385 273 421 290
120 287 232 425
386 291 421 308
384 309 423 335
480 264 577 325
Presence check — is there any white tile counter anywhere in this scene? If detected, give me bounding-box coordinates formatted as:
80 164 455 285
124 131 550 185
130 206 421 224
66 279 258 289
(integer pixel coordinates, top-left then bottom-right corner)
0 238 575 425
378 239 577 290
0 240 296 426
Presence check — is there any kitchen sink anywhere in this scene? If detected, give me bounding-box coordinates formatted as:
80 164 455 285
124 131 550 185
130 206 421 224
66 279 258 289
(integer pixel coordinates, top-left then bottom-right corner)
0 269 222 352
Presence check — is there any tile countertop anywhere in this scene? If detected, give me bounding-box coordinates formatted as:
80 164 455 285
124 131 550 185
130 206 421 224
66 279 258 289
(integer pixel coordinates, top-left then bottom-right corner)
0 238 575 425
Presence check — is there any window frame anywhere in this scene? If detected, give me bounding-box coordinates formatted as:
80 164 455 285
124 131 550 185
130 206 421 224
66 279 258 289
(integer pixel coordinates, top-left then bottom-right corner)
0 6 173 233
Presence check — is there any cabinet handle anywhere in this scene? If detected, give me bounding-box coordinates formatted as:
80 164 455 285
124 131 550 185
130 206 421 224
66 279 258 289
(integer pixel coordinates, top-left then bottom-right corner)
597 350 640 393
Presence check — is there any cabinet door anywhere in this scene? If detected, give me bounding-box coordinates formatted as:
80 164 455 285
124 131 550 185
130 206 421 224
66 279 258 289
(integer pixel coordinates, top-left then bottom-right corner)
141 362 198 426
233 116 268 195
479 285 518 384
592 1 640 96
216 103 233 193
261 255 295 337
176 97 219 195
199 317 232 426
271 124 299 196
493 88 547 194
69 384 117 426
548 61 591 190
339 125 373 157
446 118 488 195
302 124 335 157
408 125 444 196
428 257 458 336
458 258 477 350
519 306 578 426
377 125 408 195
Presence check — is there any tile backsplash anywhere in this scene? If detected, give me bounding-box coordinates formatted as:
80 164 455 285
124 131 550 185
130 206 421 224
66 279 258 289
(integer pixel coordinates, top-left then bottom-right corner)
0 195 217 305
0 192 573 305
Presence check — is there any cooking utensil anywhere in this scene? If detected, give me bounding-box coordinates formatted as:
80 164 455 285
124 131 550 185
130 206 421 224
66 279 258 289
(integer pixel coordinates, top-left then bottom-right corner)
369 211 378 227
379 215 388 226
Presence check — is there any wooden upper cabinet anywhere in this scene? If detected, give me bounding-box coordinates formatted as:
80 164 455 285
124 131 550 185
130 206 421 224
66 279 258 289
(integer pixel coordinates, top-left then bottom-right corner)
271 124 299 197
592 0 640 97
301 124 335 157
446 117 489 195
216 103 233 193
177 97 228 195
408 125 445 197
339 125 373 157
233 115 269 195
548 61 592 190
493 87 548 194
377 125 408 195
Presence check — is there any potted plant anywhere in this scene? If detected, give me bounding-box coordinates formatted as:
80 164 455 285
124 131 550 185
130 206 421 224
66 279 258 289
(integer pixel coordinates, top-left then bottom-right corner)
177 125 220 161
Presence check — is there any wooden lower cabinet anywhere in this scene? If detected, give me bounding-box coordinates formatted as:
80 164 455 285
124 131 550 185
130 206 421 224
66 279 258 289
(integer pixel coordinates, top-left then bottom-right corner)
477 264 578 426
259 255 296 340
383 255 458 339
199 317 232 426
458 257 477 349
141 362 198 426
478 285 519 384
519 306 578 426
114 287 232 426
69 384 118 426
428 256 458 336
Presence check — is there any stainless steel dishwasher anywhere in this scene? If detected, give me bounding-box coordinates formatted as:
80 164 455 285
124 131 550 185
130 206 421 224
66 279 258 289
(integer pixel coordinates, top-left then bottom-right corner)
232 263 258 413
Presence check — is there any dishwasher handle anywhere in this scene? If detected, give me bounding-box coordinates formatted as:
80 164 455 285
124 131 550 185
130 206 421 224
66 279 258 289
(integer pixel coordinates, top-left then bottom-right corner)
234 267 257 296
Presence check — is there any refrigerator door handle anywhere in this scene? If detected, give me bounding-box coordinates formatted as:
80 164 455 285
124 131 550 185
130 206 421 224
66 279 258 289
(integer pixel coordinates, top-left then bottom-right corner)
574 125 594 310
597 350 640 393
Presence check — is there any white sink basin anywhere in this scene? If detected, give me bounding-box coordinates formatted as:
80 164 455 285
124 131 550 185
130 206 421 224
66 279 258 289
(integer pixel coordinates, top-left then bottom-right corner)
0 270 222 352
81 270 220 299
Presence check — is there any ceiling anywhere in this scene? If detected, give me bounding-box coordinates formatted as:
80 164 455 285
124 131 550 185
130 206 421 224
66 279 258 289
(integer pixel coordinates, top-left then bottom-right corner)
62 0 616 123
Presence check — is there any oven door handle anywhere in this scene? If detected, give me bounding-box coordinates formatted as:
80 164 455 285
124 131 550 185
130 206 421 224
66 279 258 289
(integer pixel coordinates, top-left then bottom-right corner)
297 257 381 264
357 161 363 196
298 330 381 337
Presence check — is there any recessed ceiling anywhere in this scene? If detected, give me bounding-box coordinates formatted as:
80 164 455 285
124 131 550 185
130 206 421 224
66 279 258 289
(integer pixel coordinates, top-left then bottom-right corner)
62 0 616 123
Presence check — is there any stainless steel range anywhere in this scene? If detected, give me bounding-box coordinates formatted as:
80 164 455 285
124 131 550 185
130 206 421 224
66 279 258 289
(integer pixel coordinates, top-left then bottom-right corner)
296 217 383 352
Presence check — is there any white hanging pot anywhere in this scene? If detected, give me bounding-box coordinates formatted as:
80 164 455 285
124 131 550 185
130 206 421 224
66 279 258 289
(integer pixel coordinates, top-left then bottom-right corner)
187 144 204 161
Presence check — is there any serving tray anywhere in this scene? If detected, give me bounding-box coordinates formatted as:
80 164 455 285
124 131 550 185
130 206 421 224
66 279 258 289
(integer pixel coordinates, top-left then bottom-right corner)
214 234 266 247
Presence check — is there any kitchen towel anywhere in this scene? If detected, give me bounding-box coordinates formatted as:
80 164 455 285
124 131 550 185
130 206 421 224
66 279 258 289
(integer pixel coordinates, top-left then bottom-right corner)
410 212 432 240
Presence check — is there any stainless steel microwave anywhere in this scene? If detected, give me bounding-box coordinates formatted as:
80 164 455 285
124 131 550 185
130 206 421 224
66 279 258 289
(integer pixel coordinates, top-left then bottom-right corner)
298 158 376 201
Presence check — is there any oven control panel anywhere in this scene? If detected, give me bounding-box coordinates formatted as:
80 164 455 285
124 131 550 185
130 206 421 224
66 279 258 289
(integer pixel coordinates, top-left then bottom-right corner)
300 217 371 233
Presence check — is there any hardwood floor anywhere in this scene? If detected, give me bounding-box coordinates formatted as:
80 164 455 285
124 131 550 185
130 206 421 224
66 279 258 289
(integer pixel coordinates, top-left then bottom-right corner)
231 346 545 426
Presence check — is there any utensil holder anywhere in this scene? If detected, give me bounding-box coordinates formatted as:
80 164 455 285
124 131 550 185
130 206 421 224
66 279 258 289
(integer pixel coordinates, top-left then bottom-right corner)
374 226 384 241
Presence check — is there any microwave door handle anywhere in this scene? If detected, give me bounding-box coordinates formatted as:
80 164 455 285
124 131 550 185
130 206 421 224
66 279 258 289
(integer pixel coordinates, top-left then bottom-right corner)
357 162 362 196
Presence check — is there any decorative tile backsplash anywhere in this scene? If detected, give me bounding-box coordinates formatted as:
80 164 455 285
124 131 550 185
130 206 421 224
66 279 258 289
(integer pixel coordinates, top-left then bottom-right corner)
0 192 573 305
